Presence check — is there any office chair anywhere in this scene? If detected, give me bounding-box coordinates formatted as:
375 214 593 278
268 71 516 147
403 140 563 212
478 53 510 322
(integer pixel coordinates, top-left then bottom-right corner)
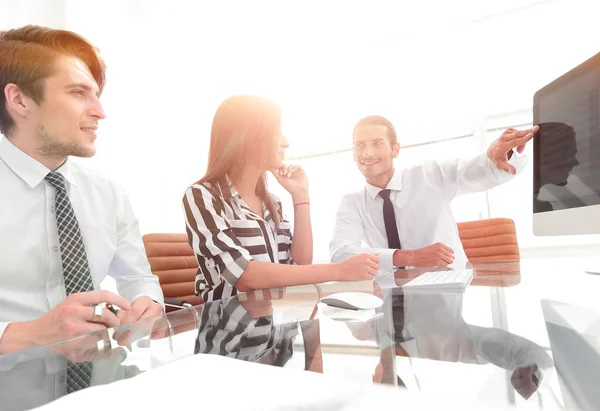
142 233 203 312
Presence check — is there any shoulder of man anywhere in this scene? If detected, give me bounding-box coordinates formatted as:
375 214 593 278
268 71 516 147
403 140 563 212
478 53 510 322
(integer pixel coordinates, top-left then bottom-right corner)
68 159 126 199
340 190 364 206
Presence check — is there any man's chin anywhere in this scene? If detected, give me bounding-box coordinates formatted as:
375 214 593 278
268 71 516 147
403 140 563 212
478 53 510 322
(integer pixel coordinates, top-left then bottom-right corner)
70 144 96 158
359 167 380 178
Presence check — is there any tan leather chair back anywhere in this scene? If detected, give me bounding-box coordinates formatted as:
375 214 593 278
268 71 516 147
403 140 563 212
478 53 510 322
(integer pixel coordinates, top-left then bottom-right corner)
142 233 203 307
457 218 520 261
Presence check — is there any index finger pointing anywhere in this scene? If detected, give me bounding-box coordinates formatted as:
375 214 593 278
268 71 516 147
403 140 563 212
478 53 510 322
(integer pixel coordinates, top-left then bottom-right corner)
510 129 534 139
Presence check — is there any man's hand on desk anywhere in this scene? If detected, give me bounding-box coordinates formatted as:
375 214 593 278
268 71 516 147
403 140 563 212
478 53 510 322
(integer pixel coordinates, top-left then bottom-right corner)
116 296 163 325
0 290 130 354
393 243 455 267
113 296 164 346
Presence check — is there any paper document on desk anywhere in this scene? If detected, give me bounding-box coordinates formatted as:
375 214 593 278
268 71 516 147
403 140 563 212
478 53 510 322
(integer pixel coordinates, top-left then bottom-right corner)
35 354 521 411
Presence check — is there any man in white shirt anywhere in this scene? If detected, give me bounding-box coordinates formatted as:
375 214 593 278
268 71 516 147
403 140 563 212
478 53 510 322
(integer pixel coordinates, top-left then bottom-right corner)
0 25 164 356
330 115 538 269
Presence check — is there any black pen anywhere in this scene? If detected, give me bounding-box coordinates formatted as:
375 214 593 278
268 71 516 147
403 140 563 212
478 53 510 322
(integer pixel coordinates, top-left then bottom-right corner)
107 304 119 316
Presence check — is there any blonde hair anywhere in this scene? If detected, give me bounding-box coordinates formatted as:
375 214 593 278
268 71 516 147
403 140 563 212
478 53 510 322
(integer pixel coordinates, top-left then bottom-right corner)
198 95 282 226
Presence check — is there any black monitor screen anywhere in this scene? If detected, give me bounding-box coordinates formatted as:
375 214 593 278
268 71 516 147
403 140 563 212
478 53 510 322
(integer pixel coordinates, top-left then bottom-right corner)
533 52 600 213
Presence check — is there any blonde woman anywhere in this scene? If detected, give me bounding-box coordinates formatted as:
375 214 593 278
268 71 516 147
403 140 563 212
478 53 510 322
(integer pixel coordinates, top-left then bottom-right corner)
183 95 379 302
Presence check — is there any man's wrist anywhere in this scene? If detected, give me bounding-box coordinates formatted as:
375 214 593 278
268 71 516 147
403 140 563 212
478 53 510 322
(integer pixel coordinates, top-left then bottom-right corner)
393 249 413 267
0 321 38 354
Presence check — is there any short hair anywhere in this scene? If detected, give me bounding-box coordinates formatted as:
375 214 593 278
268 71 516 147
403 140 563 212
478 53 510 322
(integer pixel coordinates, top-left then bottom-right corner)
353 115 398 145
0 25 106 137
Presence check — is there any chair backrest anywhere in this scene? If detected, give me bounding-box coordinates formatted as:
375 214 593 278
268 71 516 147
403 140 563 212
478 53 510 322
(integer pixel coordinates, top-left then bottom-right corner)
142 233 203 307
457 218 520 261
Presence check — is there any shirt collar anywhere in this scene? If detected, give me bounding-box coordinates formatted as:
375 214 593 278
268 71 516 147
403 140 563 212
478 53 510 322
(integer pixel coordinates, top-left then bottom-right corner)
365 168 403 200
217 174 272 221
0 137 78 189
217 174 240 200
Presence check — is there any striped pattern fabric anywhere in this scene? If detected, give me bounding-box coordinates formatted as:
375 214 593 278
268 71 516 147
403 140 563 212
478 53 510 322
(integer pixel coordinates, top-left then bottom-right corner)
183 177 293 302
45 172 94 296
45 172 94 393
457 218 520 261
195 292 298 366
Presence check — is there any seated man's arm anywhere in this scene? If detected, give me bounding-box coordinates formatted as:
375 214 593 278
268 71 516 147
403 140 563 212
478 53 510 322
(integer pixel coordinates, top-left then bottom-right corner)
433 152 527 199
330 194 395 269
433 127 536 199
107 185 164 321
0 322 16 354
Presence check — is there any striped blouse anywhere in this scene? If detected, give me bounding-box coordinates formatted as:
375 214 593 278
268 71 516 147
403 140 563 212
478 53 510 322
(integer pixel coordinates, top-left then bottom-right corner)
182 176 294 302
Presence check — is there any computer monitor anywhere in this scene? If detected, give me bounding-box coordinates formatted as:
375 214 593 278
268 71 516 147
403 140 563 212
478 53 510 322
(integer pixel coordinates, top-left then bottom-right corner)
533 52 600 242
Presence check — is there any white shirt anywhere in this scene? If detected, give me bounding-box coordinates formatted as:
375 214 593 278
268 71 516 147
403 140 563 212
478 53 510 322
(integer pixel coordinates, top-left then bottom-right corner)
330 153 527 268
0 137 163 342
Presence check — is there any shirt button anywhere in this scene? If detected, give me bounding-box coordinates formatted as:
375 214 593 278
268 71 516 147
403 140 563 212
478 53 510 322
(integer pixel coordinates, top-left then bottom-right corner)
53 246 59 252
59 376 66 383
49 206 55 212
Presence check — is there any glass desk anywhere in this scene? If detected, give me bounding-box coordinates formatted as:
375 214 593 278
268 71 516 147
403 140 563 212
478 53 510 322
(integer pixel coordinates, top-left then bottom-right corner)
2 257 599 411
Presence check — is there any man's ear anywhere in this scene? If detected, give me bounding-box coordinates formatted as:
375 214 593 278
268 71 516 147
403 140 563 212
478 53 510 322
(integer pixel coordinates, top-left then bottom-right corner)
392 142 400 158
4 84 34 120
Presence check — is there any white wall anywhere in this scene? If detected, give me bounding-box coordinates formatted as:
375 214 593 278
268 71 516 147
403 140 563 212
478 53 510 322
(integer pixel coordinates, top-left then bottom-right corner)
2 0 600 257
0 0 66 29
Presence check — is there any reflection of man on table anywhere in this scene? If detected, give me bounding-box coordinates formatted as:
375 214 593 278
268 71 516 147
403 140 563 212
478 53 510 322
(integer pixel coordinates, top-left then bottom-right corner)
348 283 553 399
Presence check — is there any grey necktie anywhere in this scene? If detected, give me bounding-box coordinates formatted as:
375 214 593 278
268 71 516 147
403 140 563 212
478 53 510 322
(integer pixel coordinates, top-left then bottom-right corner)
45 172 94 393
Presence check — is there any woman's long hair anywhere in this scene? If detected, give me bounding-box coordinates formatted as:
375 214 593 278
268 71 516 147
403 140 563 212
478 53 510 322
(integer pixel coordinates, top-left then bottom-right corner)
198 95 281 226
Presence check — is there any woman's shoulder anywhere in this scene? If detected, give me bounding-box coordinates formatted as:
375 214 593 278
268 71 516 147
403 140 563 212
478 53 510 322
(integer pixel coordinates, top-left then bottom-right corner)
183 180 225 207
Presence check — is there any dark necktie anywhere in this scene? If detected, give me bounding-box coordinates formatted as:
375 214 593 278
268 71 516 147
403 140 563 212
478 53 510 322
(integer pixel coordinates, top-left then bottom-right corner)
378 189 402 250
45 172 94 393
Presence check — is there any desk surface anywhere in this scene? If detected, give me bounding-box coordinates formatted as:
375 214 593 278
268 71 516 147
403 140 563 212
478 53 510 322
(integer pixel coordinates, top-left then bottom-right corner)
2 257 600 411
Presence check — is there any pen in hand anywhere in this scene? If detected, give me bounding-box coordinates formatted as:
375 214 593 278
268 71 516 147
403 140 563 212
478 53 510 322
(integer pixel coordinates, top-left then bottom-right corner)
107 304 119 316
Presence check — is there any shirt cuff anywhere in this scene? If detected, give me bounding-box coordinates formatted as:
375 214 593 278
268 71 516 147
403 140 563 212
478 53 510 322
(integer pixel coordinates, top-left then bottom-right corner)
373 248 396 269
130 292 166 312
0 321 12 344
499 150 528 172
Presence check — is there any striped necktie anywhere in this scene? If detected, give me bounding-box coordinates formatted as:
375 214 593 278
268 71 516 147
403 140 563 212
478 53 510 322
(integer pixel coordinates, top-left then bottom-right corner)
45 171 94 393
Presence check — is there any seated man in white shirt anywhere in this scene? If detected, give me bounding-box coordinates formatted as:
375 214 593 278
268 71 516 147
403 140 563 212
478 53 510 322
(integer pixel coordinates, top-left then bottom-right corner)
330 115 538 269
0 25 164 356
